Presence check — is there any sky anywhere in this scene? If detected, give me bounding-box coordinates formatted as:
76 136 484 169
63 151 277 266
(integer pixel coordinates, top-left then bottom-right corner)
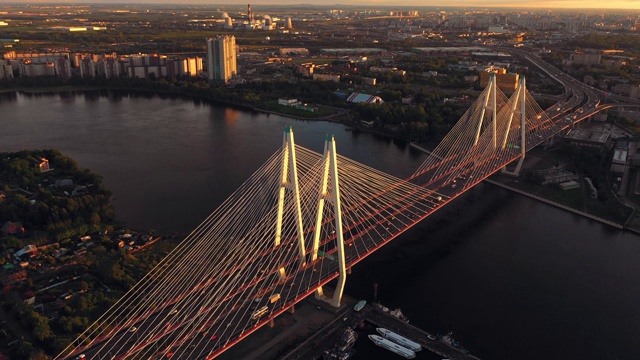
4 0 640 10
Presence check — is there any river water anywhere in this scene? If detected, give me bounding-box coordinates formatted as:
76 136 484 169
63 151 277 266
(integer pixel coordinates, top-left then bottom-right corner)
2 91 639 360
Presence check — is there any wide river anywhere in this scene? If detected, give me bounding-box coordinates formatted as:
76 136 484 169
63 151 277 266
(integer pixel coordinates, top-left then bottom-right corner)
2 91 639 360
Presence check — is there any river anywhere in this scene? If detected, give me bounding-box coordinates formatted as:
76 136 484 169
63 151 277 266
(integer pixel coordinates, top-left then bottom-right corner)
2 91 639 360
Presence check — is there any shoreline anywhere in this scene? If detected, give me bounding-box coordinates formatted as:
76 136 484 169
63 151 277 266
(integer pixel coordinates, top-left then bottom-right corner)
408 142 639 233
1 85 407 141
4 86 632 233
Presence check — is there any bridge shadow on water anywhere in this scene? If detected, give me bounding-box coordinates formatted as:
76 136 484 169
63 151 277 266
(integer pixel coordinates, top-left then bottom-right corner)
344 181 513 300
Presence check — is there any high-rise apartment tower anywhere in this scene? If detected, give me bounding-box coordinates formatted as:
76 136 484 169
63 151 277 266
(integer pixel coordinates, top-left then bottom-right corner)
206 35 237 83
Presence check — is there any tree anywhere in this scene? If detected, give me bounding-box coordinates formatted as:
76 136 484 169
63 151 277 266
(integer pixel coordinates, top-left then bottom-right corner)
18 341 35 358
31 312 53 342
29 350 51 360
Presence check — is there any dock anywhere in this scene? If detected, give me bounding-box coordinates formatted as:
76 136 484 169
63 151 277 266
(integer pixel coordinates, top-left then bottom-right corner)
277 293 481 360
216 288 482 360
362 304 481 360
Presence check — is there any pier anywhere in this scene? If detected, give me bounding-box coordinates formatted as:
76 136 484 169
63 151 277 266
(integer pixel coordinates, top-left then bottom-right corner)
209 283 483 360
271 291 482 360
362 304 481 360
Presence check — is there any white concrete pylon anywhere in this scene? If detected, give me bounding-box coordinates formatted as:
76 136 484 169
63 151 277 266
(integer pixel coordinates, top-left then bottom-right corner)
275 125 306 280
311 134 347 307
474 73 497 147
501 80 523 149
501 76 527 175
513 76 527 175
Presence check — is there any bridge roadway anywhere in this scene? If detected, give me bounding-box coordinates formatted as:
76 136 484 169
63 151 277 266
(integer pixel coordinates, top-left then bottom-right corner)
76 54 609 360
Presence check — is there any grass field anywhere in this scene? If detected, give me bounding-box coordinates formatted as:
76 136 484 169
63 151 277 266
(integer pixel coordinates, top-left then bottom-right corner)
258 100 342 119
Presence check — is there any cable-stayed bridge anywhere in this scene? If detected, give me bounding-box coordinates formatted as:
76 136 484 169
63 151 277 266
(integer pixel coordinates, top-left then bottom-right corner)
58 75 598 360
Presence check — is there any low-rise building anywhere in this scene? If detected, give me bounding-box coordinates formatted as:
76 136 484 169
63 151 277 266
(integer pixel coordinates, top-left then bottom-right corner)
564 129 610 148
568 53 601 66
346 92 384 104
278 98 299 106
37 158 50 172
534 168 577 185
279 48 309 56
611 139 629 174
313 73 340 83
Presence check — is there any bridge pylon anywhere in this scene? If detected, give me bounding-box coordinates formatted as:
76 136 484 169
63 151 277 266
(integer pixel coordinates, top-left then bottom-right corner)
311 134 347 307
474 73 498 148
501 76 527 176
275 126 307 281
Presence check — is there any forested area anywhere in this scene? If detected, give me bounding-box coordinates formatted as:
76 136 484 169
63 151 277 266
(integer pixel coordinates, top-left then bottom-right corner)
569 33 640 54
0 149 114 241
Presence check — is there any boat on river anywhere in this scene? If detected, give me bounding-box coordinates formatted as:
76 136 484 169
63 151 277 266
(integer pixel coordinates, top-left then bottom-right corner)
372 302 410 323
439 332 459 347
336 328 357 351
376 328 422 351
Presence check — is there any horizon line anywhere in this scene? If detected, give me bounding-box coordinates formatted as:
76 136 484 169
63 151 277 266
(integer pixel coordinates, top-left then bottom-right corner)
3 2 640 11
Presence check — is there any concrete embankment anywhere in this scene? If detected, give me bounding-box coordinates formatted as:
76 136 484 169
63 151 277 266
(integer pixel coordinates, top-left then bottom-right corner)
485 179 624 229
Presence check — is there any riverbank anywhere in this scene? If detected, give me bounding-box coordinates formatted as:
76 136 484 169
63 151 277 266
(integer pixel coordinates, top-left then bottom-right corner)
485 178 625 229
1 84 413 145
408 142 639 233
0 85 104 94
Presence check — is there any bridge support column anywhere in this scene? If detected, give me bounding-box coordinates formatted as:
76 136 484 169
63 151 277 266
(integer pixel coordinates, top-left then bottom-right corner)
311 134 347 308
502 76 527 176
289 305 295 314
474 73 497 147
269 318 275 328
512 76 527 175
275 126 307 281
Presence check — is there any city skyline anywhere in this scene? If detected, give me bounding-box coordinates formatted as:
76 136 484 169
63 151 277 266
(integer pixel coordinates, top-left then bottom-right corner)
4 0 640 11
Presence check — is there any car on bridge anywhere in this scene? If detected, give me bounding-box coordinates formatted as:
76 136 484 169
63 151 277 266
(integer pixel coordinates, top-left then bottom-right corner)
251 305 269 320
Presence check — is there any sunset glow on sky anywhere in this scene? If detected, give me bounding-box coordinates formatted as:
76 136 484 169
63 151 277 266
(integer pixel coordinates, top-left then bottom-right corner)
6 0 640 10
